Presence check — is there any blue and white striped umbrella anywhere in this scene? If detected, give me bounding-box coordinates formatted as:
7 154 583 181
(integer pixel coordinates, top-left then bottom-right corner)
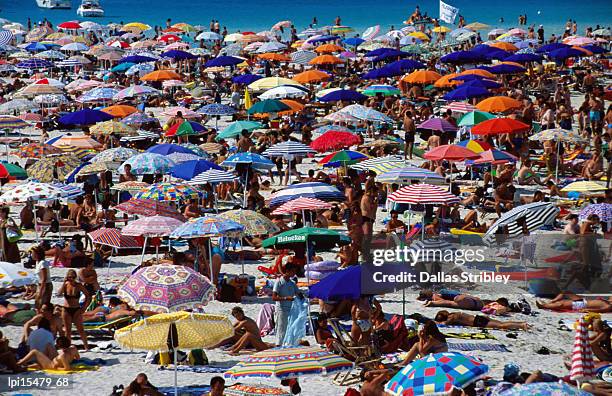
222 152 275 171
377 167 446 185
263 141 315 159
198 103 236 116
269 182 345 207
120 130 159 142
170 215 244 238
56 59 82 67
338 104 394 123
119 153 175 175
16 58 54 69
125 62 155 76
50 183 84 199
77 87 119 102
189 169 238 185
483 202 559 245
255 41 287 53
290 50 317 65
0 30 13 46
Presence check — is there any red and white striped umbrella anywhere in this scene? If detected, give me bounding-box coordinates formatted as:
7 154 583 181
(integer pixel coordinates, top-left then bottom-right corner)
121 215 184 237
388 184 459 205
442 101 476 114
272 197 333 215
569 316 596 380
88 227 140 249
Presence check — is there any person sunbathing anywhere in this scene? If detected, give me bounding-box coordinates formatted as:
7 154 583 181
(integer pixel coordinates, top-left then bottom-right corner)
399 320 448 366
122 373 163 396
434 310 529 330
17 336 78 371
418 290 485 311
82 297 138 322
225 307 271 355
535 292 612 313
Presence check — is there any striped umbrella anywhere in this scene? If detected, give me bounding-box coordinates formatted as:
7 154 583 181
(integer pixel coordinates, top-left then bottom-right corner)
362 25 381 41
122 215 184 237
0 115 28 129
483 202 559 244
561 181 607 193
290 50 317 65
114 85 160 100
170 216 244 239
16 58 54 69
271 197 332 215
120 153 175 175
218 209 279 236
319 150 368 168
385 352 488 396
388 184 458 205
189 169 238 185
377 167 446 185
263 141 315 159
570 316 595 381
456 139 492 153
224 346 353 380
88 227 140 249
269 182 345 207
0 30 14 46
351 156 409 175
115 198 186 221
134 182 203 202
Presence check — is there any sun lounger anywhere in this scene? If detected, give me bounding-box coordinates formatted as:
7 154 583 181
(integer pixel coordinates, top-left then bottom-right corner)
83 316 133 332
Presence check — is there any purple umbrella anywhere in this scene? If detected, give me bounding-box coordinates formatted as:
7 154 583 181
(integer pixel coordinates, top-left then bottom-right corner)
417 118 458 132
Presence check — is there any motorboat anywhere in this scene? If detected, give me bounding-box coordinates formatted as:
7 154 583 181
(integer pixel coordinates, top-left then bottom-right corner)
36 0 71 9
76 0 104 17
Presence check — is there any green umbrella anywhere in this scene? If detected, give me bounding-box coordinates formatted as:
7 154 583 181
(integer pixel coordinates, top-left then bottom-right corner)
262 227 351 250
246 99 290 115
217 120 264 140
458 111 495 127
176 121 196 136
1 162 27 179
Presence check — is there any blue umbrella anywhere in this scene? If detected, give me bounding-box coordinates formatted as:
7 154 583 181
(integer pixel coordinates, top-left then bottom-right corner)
581 44 606 54
483 48 512 60
232 74 262 84
460 78 502 89
309 265 361 300
319 89 367 102
59 109 113 125
269 182 345 207
25 42 48 52
372 49 410 62
440 50 487 64
309 35 339 44
170 159 222 180
198 103 236 116
119 55 157 64
16 58 54 69
111 62 135 72
386 59 425 73
342 37 365 46
205 55 243 67
451 74 487 82
77 87 120 102
364 47 395 57
536 42 569 53
170 215 244 239
548 47 589 60
221 152 275 171
504 53 543 63
161 50 198 60
489 63 526 74
443 84 491 100
147 143 197 156
361 66 402 79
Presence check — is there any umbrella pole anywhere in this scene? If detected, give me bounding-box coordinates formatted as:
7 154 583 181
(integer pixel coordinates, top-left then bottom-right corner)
140 236 148 265
33 205 40 243
156 244 159 264
106 248 115 281
555 141 560 181
173 340 178 396
208 239 214 285
305 241 312 336
243 168 248 209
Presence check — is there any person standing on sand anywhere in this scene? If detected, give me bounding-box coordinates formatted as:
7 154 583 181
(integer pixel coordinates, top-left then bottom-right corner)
272 263 299 346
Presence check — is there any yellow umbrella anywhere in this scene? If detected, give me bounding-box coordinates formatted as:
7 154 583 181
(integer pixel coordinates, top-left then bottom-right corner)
27 154 81 182
409 32 430 41
465 22 491 31
115 311 233 395
123 22 151 31
172 23 196 33
90 120 138 136
561 181 607 193
76 162 114 176
51 135 103 150
248 77 304 91
433 26 451 33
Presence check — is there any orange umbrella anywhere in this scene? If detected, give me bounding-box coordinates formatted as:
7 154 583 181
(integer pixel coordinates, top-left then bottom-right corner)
140 70 182 82
315 43 345 53
459 68 496 79
309 55 344 65
499 61 524 68
292 70 331 84
488 42 518 52
434 73 460 88
476 96 522 113
258 53 291 62
162 27 183 33
401 70 442 84
101 105 138 118
255 99 304 118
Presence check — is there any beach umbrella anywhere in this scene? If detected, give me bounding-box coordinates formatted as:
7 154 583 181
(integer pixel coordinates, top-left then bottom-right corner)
489 63 526 74
248 77 302 91
91 147 139 164
13 143 63 158
195 31 222 41
417 118 458 133
309 54 343 65
120 153 175 175
257 53 291 62
475 96 522 113
0 162 27 180
27 155 81 182
351 156 408 174
290 50 317 65
122 112 159 127
101 104 138 118
310 131 362 152
388 184 459 205
189 169 238 185
440 50 487 64
569 315 596 381
146 143 197 156
224 346 353 380
483 202 559 244
16 58 54 69
323 111 360 123
232 74 262 85
319 150 368 168
256 42 287 53
377 167 446 185
581 44 607 54
205 55 243 67
115 198 185 221
458 78 502 89
362 25 381 40
473 149 518 165
457 111 495 127
362 85 401 97
76 87 120 103
0 115 28 129
160 50 197 60
338 104 393 123
198 103 237 116
308 265 363 301
423 145 480 161
114 85 159 99
471 118 530 135
459 68 496 79
122 215 184 238
361 66 402 79
170 215 244 239
343 37 365 47
259 85 308 100
434 73 461 88
579 204 612 223
319 89 367 102
246 99 290 115
0 262 36 288
528 128 586 179
51 134 103 150
271 197 332 215
402 70 442 84
140 69 182 82
225 384 290 396
134 182 203 202
561 181 607 193
166 153 201 164
269 182 344 207
222 152 275 171
0 99 36 114
0 181 67 204
59 109 113 125
219 209 279 236
263 141 316 158
465 22 490 31
90 120 137 136
548 46 591 60
315 43 344 53
443 84 490 100
165 121 204 137
385 352 489 396
387 59 426 73
504 53 543 63
262 227 350 250
217 120 263 140
119 54 157 64
494 382 590 396
170 159 222 180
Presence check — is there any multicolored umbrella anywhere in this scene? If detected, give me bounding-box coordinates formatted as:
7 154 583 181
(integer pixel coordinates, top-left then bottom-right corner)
473 149 518 165
561 181 607 193
388 184 459 205
483 202 559 244
27 154 82 182
88 227 140 249
14 143 64 158
115 198 186 221
318 150 369 168
92 147 140 164
225 384 290 396
528 128 586 143
134 182 203 202
351 156 408 175
385 352 489 396
579 203 612 223
218 120 264 140
218 209 279 236
310 131 362 152
0 181 65 203
111 181 151 193
120 153 175 175
0 115 29 129
269 182 345 207
170 216 244 239
0 162 27 180
90 120 138 136
224 346 353 380
271 197 332 215
122 215 184 237
0 262 36 288
493 382 590 396
456 139 492 153
114 85 160 100
457 111 495 126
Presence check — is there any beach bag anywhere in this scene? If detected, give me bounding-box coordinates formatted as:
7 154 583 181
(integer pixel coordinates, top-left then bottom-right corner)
6 226 22 243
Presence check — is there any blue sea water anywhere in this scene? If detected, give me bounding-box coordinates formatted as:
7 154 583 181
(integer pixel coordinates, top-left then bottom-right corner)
0 0 610 36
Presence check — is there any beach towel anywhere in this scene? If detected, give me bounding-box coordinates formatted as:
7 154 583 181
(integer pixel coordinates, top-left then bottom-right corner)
283 297 308 346
158 365 228 373
157 385 211 396
29 360 101 375
444 332 497 340
447 342 510 352
256 303 275 336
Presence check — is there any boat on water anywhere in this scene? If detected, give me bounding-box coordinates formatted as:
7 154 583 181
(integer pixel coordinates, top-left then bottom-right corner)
36 0 72 9
76 0 104 17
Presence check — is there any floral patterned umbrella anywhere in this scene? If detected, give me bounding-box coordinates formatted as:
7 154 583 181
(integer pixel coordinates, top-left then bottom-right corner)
119 153 175 175
225 384 290 396
26 154 82 182
114 198 186 221
118 264 215 313
0 262 36 287
122 215 184 237
579 203 612 223
14 143 64 158
170 216 244 239
0 181 65 203
92 147 140 164
133 182 203 202
218 209 279 236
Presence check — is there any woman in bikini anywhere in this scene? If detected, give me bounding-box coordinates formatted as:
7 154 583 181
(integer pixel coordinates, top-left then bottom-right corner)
536 292 612 313
418 289 485 311
399 320 448 366
57 270 91 350
17 336 78 371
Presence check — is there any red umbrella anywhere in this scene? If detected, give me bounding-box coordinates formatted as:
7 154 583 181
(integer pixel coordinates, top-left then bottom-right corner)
272 197 332 215
58 21 82 29
388 184 460 205
310 131 362 152
471 117 530 136
473 149 518 165
423 144 480 161
114 198 186 221
158 34 181 43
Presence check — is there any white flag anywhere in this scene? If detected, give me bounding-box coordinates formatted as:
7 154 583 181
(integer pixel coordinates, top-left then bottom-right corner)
439 0 459 24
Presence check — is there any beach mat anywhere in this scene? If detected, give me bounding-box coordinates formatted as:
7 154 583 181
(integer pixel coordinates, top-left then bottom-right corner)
157 385 211 396
444 332 497 340
29 363 99 375
448 342 510 352
158 365 228 373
